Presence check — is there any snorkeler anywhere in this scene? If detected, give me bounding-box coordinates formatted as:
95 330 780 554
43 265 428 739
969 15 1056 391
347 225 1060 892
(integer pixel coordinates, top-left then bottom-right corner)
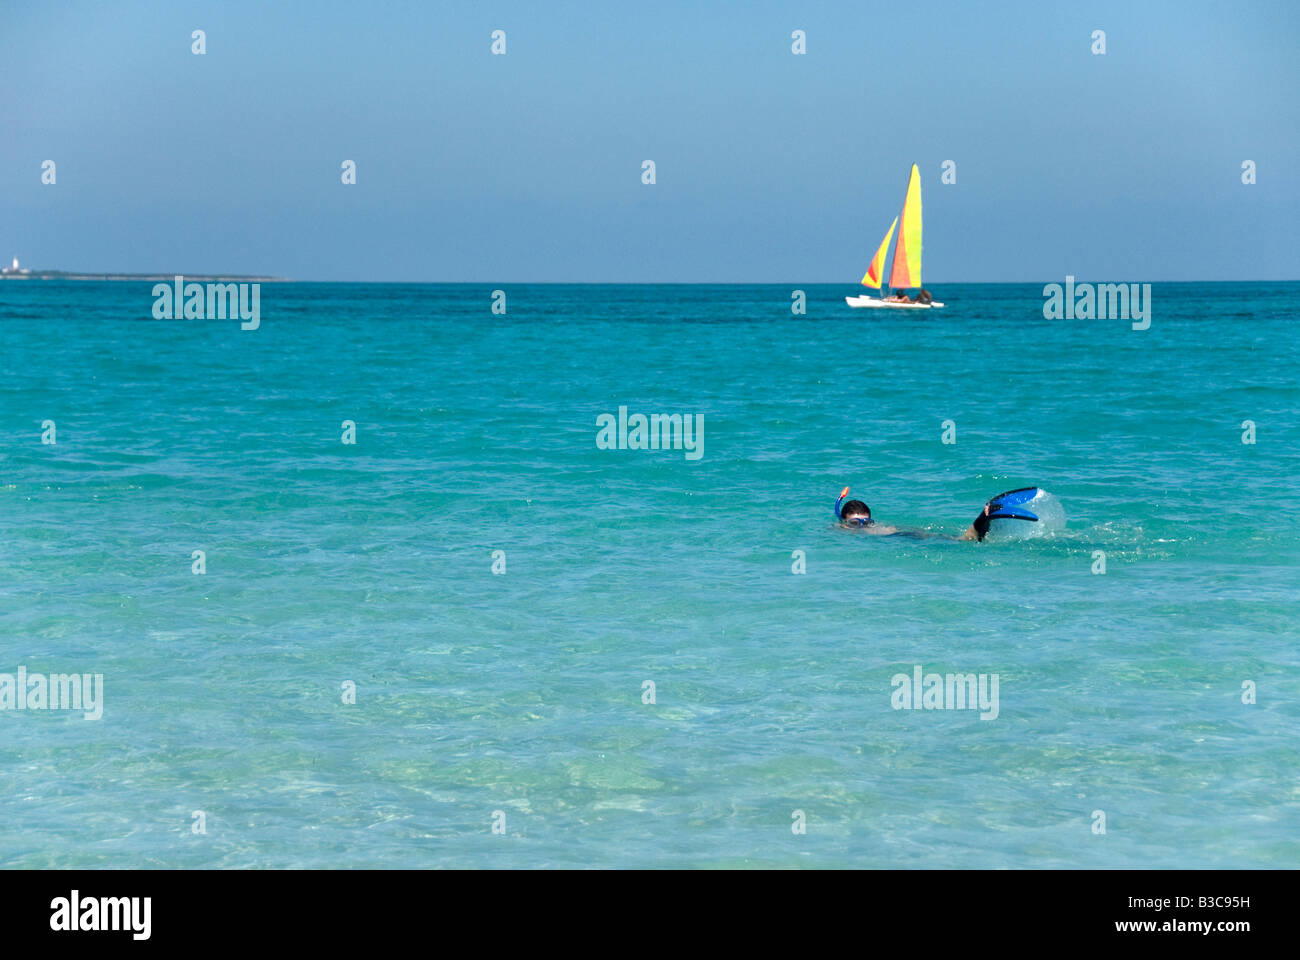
836 485 1044 541
833 487 903 535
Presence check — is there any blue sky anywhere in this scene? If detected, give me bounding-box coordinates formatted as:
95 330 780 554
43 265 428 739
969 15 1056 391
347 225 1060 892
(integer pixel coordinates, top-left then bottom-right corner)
2 0 1296 282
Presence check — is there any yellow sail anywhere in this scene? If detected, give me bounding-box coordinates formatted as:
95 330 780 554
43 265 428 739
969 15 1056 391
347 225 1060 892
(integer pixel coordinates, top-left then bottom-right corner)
888 164 922 289
860 217 897 289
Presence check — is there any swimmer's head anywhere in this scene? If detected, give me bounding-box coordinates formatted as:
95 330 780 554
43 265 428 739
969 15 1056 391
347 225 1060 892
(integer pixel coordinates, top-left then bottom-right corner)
835 487 873 526
840 500 872 526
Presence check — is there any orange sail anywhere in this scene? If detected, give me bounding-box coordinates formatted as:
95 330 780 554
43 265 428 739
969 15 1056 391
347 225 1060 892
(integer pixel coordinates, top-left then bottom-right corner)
888 164 922 289
860 217 897 289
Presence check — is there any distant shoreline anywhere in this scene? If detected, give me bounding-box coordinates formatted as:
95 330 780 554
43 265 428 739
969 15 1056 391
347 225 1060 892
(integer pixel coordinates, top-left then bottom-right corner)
0 271 290 282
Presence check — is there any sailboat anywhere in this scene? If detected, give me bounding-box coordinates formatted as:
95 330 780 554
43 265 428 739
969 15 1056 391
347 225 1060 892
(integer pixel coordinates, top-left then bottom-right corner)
845 163 944 309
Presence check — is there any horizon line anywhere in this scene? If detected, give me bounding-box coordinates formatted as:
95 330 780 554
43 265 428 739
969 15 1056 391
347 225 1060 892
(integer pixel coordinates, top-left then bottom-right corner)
5 275 1300 285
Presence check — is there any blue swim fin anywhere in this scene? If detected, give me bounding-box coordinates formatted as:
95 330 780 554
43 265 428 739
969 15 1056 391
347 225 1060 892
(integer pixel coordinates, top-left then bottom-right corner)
989 487 1041 508
972 487 1043 541
988 507 1039 523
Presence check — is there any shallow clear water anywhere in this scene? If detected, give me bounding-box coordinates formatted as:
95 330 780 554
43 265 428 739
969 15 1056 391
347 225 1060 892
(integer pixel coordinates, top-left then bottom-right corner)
1 280 1297 867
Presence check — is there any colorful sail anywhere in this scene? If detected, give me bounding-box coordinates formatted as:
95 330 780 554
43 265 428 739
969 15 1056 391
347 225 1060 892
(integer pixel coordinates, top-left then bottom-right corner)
860 217 898 289
888 163 922 289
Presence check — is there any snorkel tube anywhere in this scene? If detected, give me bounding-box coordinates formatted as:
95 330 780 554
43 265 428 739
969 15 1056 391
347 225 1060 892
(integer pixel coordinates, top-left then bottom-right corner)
836 486 874 526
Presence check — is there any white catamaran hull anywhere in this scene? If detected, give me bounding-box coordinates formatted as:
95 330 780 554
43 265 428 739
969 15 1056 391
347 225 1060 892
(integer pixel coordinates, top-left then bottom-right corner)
845 295 945 309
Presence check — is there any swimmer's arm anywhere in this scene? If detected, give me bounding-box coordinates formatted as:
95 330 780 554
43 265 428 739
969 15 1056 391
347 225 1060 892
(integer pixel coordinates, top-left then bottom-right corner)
874 524 962 540
861 521 968 540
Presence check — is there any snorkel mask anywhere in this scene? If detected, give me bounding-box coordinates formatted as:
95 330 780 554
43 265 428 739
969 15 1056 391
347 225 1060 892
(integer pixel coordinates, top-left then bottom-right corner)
835 486 874 526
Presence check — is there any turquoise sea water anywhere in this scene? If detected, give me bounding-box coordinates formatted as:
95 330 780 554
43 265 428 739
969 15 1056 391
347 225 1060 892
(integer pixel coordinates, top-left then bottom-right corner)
1 280 1296 868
